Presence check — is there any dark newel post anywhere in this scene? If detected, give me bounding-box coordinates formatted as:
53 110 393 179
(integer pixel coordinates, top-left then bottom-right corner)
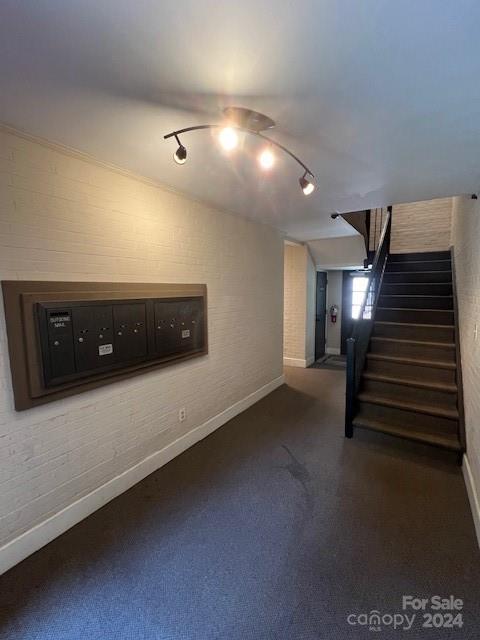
345 337 356 438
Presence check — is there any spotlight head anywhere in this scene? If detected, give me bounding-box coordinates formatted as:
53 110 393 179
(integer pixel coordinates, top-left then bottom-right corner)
219 127 238 152
299 173 315 195
173 143 187 165
258 147 275 170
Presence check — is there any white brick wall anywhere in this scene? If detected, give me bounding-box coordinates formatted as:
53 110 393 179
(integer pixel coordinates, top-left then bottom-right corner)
391 197 453 253
283 243 315 366
451 196 480 520
0 128 284 550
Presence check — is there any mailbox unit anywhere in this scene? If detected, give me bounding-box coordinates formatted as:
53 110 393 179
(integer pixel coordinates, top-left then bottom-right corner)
1 281 207 410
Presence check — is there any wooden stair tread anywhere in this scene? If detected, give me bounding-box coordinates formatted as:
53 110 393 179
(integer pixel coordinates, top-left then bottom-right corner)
385 270 452 275
362 372 458 393
357 392 459 419
382 282 452 286
367 353 456 369
388 259 451 263
376 307 453 313
352 416 462 451
370 336 455 349
380 294 453 298
374 321 455 329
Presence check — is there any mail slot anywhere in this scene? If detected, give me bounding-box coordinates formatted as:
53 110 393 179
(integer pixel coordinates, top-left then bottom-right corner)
44 308 75 381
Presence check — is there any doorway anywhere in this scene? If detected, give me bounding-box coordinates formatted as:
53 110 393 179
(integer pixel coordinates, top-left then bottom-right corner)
340 271 369 354
315 272 327 360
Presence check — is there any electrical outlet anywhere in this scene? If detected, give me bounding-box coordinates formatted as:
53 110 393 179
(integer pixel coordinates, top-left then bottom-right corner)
178 407 186 422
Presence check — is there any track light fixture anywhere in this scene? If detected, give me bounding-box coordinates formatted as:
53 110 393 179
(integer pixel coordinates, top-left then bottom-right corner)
299 172 315 196
173 136 187 165
164 107 315 196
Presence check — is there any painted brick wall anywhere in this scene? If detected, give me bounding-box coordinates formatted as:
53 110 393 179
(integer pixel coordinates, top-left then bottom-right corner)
283 243 315 366
391 197 453 253
0 128 284 548
451 196 480 506
283 244 307 362
305 251 316 364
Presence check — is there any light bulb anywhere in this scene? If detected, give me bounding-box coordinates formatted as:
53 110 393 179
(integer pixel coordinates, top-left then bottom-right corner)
173 144 187 165
258 148 275 170
299 174 315 195
219 127 238 151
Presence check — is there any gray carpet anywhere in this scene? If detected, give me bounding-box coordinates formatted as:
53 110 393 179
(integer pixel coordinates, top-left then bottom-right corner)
311 355 347 370
1 367 479 639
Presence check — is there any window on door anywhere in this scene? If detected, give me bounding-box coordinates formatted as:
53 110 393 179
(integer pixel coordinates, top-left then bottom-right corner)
351 276 369 319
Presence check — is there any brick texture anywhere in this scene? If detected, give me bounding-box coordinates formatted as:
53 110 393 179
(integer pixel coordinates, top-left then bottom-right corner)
283 243 315 364
391 197 453 253
451 196 480 500
0 128 284 547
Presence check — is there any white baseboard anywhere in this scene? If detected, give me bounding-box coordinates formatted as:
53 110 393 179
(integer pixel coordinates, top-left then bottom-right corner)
283 357 309 368
0 374 285 575
326 347 341 355
463 453 480 549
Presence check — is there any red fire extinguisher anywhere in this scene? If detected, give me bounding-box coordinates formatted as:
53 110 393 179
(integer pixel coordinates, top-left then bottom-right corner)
330 305 339 323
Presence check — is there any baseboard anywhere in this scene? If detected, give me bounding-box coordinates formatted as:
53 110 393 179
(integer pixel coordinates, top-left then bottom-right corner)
0 374 285 575
326 347 341 355
462 453 480 549
283 357 308 368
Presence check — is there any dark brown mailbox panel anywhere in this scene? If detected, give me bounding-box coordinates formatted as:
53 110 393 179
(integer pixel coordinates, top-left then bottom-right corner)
154 298 205 358
1 281 207 410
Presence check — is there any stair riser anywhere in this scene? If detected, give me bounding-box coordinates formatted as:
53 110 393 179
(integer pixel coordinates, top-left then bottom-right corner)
361 379 458 408
386 260 451 273
366 357 456 384
373 323 455 342
383 271 452 284
376 308 454 325
378 295 453 310
369 340 455 362
357 401 459 436
381 283 453 296
389 251 451 262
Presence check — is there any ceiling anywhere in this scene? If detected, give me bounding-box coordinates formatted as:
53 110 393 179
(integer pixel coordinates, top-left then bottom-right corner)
1 1 480 241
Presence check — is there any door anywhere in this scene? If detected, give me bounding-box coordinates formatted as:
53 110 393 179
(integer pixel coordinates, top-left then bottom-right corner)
315 272 327 360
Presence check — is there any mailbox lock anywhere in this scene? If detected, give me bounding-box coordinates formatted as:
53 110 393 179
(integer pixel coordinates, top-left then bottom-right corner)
99 334 104 339
117 331 123 336
53 340 60 347
78 337 84 343
133 328 139 333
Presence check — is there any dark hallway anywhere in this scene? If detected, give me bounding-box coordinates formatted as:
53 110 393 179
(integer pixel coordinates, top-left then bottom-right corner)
1 367 479 639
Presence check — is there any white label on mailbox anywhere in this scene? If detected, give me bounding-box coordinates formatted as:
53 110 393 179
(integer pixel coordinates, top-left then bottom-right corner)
181 329 191 339
98 344 113 356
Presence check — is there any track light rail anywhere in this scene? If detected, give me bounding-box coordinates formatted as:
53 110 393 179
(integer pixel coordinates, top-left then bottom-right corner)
164 125 314 178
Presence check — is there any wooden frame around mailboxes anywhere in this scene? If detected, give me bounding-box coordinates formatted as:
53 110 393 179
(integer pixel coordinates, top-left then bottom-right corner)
1 281 208 410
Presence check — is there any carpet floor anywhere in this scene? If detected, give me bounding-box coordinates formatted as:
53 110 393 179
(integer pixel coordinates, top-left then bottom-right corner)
1 366 479 639
311 355 346 370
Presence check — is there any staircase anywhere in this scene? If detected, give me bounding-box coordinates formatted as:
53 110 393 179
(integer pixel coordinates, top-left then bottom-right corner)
351 250 464 453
